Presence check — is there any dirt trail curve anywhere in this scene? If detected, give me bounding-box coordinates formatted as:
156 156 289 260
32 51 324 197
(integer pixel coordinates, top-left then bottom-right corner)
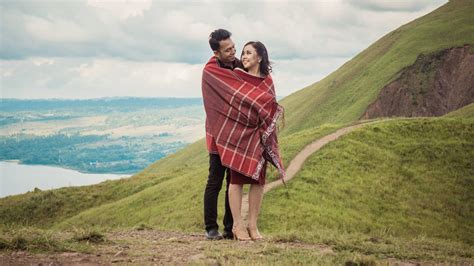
241 122 369 220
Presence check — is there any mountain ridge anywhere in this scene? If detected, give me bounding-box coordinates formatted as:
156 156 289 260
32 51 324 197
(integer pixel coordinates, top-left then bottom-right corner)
279 0 474 135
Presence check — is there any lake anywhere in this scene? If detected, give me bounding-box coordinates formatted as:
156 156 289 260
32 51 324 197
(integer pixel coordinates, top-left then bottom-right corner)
0 161 129 198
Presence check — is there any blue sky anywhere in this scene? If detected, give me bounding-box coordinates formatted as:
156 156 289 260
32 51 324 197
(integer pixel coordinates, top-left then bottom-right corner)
1 0 447 99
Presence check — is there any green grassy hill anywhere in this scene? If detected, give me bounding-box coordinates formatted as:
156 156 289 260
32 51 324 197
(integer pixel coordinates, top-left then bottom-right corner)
55 116 473 237
261 117 473 257
0 121 345 228
279 0 474 136
1 0 473 262
444 102 474 119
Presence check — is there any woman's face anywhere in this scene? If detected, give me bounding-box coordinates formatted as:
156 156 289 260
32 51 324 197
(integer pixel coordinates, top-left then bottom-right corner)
241 44 261 70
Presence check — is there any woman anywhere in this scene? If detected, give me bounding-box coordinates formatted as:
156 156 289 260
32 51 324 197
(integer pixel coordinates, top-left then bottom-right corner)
228 41 283 241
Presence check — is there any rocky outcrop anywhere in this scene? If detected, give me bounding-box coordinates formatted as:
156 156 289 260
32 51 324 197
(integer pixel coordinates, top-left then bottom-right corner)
361 45 474 119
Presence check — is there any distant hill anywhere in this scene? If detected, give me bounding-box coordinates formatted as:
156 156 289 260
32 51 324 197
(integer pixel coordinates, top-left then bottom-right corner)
0 97 203 112
279 0 474 136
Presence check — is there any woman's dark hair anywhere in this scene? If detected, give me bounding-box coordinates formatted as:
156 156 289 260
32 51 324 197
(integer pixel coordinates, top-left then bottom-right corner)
242 41 272 76
209 29 232 51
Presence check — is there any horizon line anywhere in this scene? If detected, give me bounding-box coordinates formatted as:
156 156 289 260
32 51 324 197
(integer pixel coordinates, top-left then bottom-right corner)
1 95 287 101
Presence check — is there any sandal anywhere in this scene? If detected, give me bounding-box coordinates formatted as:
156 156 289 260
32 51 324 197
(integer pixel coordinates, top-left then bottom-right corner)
232 224 251 241
247 227 264 241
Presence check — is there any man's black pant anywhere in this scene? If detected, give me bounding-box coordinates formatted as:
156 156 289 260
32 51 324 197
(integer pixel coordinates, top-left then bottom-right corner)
204 153 233 233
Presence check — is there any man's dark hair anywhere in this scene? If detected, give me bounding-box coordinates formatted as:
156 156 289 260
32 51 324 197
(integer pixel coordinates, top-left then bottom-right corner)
209 29 232 51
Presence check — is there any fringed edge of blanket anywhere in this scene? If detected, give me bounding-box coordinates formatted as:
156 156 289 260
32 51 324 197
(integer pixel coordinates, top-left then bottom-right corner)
251 104 286 181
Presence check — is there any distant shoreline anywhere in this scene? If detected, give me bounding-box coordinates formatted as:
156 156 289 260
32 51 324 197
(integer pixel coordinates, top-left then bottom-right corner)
0 160 132 176
1 160 130 198
3 159 21 164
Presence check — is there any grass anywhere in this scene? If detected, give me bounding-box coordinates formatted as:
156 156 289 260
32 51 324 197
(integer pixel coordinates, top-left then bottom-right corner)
1 117 472 262
272 230 472 263
72 229 106 244
0 225 103 253
259 117 473 262
444 102 474 120
0 121 345 228
48 122 351 231
0 138 209 228
0 166 177 228
202 242 375 265
42 116 472 263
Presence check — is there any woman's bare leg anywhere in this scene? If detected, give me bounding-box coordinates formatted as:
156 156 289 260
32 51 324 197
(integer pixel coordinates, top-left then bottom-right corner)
229 184 243 224
229 183 250 240
248 184 264 239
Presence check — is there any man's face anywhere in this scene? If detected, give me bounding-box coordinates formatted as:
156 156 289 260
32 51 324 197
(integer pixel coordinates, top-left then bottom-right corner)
214 38 236 64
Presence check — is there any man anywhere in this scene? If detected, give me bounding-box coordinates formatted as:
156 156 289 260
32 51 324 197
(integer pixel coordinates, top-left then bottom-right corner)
202 29 240 240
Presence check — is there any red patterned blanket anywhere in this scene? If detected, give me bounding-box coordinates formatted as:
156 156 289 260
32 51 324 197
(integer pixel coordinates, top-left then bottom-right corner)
202 57 285 181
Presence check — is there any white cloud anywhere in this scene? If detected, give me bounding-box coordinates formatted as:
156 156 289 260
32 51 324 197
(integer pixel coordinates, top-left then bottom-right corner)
24 15 92 43
32 58 55 66
86 0 152 20
1 56 349 99
0 0 448 99
1 58 203 99
1 0 448 61
347 0 439 12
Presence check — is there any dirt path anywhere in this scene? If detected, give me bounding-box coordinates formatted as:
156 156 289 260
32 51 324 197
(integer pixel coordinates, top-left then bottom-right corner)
0 229 334 264
241 122 368 219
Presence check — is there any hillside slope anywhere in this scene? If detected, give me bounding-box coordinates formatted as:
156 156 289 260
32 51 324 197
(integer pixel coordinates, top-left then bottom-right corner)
361 45 474 118
444 102 474 119
0 139 210 228
279 0 474 136
261 117 473 244
2 115 472 263
54 117 473 242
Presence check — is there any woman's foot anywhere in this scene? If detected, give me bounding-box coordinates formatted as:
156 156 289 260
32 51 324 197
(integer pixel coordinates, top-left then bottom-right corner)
247 227 264 241
232 224 251 241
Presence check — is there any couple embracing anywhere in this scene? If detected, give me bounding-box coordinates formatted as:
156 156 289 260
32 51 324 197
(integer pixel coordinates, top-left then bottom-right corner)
202 29 285 241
